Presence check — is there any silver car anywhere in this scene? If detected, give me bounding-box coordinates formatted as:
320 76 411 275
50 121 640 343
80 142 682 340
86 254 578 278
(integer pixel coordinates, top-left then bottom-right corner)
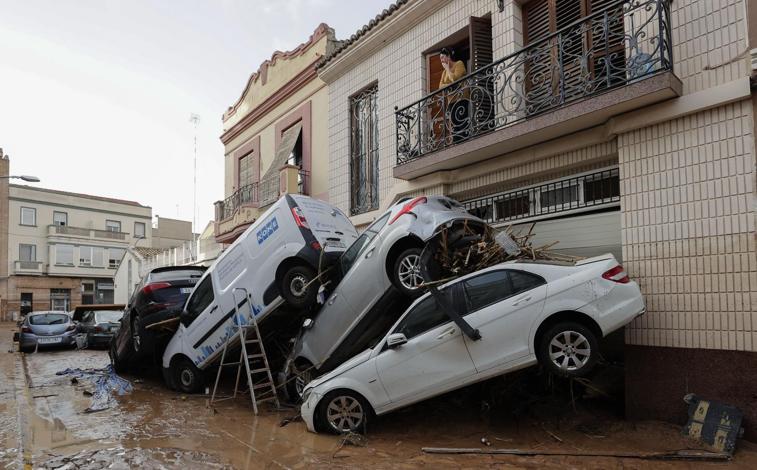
286 196 484 397
19 311 78 352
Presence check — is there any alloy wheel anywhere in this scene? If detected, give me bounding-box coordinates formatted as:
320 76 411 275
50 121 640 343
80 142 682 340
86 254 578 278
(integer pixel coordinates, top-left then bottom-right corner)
548 330 591 371
180 369 194 388
397 254 423 290
326 395 364 432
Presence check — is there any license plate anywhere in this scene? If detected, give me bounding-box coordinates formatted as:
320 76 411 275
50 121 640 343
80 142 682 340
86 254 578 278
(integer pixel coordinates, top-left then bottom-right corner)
180 287 193 294
38 337 62 344
329 241 346 249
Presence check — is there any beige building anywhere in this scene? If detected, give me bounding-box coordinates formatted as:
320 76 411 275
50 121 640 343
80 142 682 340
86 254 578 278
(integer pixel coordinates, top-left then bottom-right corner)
152 216 194 250
319 0 757 434
214 23 341 244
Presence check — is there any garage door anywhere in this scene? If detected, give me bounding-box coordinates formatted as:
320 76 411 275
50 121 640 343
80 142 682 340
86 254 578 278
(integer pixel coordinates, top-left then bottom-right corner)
507 210 622 261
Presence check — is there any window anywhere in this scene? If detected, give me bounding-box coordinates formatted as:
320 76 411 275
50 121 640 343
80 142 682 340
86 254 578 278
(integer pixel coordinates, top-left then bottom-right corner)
30 312 69 324
496 194 531 219
287 133 305 193
53 211 68 226
20 293 33 315
50 289 70 311
584 173 620 204
134 222 146 239
539 184 579 210
55 244 74 265
108 248 125 268
349 84 379 215
93 247 105 267
20 207 36 226
509 270 546 295
393 295 447 340
464 270 513 312
182 275 214 327
79 246 93 266
19 244 36 262
339 213 390 275
238 152 254 188
105 220 121 232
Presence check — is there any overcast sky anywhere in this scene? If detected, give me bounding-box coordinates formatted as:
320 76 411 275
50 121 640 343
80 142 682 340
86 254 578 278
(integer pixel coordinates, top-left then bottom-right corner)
0 0 390 232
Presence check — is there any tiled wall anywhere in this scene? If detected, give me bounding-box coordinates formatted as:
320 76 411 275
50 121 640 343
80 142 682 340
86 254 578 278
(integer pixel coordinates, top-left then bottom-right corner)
620 100 757 352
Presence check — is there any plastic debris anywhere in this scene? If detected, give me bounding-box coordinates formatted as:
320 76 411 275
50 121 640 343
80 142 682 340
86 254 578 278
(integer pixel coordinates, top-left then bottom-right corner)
56 364 133 412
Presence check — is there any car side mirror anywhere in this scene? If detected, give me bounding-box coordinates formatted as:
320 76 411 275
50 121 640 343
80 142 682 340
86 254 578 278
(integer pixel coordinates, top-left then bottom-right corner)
386 333 407 349
302 318 314 330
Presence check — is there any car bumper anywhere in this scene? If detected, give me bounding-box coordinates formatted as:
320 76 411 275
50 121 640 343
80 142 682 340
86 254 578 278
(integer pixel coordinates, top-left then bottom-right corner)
591 282 647 335
300 391 319 433
20 333 76 349
88 333 116 345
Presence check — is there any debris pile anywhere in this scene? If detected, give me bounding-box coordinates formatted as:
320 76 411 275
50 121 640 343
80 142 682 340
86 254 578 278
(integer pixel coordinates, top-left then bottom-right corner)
56 364 133 412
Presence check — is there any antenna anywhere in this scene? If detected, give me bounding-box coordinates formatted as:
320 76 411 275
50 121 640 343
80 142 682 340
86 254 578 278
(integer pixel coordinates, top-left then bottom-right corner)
189 113 201 261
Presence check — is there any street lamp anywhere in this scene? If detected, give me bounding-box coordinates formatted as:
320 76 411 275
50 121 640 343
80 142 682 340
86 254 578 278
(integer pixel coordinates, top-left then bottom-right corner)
0 175 40 182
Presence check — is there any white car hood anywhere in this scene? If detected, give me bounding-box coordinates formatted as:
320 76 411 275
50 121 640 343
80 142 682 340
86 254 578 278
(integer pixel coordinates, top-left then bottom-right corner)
306 348 373 390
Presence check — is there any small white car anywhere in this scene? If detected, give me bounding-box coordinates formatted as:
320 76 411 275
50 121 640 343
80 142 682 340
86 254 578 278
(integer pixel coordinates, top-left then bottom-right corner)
300 254 645 434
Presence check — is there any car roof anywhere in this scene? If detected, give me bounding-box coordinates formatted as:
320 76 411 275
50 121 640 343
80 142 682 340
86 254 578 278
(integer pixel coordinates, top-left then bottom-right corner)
150 266 206 274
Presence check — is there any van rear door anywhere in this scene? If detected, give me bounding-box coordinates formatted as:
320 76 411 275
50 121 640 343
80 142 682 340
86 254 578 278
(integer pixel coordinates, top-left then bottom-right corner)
289 195 358 252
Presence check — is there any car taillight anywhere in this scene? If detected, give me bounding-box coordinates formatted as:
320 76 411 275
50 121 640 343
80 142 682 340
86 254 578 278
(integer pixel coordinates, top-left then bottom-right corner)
21 326 31 333
310 240 321 251
389 196 427 225
94 326 103 333
602 265 630 284
142 282 172 296
292 207 310 229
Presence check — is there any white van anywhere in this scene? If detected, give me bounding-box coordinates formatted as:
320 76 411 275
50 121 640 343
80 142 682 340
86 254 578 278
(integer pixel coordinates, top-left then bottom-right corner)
161 194 357 392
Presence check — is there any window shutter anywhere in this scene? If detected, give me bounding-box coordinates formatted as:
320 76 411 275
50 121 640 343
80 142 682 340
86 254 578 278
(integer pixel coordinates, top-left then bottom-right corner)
468 16 492 72
524 0 551 45
556 0 587 100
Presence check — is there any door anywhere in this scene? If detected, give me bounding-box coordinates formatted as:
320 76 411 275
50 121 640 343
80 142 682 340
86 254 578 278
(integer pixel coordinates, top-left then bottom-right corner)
179 274 219 365
375 289 476 405
461 269 547 372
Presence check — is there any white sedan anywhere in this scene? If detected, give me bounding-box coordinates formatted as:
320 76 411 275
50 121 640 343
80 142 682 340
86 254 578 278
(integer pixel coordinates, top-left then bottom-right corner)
300 254 645 434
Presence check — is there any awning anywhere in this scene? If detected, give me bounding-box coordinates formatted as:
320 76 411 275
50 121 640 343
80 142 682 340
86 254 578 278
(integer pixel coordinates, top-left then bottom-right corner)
259 122 302 203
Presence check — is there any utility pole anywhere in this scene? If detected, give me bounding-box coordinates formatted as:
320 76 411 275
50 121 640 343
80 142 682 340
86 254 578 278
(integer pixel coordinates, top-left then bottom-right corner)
189 113 201 261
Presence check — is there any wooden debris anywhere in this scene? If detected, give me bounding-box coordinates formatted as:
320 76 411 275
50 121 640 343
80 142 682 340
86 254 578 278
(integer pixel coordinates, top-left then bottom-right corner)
421 447 732 461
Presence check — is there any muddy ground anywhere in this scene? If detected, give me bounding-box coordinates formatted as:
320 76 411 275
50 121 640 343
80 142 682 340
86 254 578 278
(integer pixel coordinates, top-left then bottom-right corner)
1 322 756 469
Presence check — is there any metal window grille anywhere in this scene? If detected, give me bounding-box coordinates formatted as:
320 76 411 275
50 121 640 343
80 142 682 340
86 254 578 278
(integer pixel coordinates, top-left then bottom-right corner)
350 84 380 215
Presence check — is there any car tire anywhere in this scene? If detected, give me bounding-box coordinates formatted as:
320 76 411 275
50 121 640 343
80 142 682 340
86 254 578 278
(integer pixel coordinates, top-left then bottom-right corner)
110 341 128 374
281 265 318 309
537 322 599 378
391 247 424 298
285 361 314 403
172 357 204 394
316 389 373 434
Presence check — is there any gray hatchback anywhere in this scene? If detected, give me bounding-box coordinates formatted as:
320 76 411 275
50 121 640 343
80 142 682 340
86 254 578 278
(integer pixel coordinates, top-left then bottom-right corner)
19 311 78 352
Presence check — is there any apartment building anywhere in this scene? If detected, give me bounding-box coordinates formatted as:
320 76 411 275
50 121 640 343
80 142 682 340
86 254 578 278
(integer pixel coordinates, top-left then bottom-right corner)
0 159 153 317
214 24 341 244
319 0 757 433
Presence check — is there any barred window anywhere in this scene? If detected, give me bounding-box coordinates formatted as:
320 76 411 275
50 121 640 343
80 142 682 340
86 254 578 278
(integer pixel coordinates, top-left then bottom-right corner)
349 84 379 215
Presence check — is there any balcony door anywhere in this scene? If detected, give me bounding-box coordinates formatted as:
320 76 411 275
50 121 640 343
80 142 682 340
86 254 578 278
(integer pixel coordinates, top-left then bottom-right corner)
523 0 626 114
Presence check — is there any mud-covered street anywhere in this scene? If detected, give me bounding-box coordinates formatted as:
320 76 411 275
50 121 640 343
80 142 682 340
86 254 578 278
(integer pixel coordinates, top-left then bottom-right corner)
1 322 756 469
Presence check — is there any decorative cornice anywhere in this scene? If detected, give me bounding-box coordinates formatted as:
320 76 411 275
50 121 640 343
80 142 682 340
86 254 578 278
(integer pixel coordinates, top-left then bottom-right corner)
223 23 333 123
220 61 320 145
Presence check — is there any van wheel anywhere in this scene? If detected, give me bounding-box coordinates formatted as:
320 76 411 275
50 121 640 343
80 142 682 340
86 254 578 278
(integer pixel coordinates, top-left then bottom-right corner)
285 361 314 403
391 248 424 298
316 390 372 434
172 358 204 393
537 322 599 378
281 265 317 309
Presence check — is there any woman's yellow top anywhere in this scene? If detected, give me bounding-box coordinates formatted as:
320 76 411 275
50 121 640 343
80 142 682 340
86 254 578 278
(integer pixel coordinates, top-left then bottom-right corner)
439 60 467 88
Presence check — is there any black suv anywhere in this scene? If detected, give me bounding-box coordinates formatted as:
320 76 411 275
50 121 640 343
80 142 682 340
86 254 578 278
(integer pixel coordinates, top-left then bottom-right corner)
110 266 206 371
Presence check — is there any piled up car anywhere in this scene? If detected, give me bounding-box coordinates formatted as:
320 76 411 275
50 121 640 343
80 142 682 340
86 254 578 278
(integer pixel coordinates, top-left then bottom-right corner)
112 194 645 435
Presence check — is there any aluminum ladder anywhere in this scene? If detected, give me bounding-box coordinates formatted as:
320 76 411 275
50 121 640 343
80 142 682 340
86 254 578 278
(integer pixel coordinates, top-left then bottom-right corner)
210 287 280 414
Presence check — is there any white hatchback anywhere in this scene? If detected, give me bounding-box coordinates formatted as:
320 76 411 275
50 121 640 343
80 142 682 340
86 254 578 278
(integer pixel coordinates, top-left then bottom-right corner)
300 254 645 434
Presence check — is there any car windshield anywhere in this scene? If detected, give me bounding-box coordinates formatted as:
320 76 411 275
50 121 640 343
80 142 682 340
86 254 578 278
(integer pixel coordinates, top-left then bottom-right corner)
29 313 69 325
94 311 123 323
339 213 390 275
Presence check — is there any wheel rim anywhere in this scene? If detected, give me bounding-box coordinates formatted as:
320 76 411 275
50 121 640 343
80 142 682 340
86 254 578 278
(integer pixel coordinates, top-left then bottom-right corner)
397 254 423 290
548 330 591 371
132 319 141 352
326 395 364 432
289 274 309 298
294 369 312 398
180 369 194 387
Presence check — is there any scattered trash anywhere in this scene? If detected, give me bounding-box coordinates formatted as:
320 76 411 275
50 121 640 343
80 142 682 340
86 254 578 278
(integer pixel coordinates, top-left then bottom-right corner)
421 447 731 461
56 364 133 412
480 437 491 446
333 432 367 458
279 415 301 427
682 394 744 454
542 427 564 443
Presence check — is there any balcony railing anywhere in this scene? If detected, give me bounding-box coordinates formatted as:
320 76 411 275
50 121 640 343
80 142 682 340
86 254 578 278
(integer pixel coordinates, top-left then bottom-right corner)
49 225 128 241
217 182 259 221
463 168 620 225
14 260 43 272
396 0 672 165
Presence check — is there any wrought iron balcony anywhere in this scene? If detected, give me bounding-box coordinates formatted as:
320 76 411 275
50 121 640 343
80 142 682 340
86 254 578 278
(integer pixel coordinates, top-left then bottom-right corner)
216 182 259 221
395 0 672 165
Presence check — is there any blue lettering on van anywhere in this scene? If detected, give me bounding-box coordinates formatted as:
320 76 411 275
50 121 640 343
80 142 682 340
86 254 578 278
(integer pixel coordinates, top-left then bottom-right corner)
256 217 279 245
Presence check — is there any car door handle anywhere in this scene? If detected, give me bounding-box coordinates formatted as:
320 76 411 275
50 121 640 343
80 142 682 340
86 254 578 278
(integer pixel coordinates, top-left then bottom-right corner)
512 296 532 306
364 247 375 259
436 327 456 340
327 293 339 306
209 305 218 314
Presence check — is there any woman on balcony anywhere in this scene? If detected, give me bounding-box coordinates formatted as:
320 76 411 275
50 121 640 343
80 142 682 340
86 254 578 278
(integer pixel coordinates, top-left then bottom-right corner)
439 47 469 143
